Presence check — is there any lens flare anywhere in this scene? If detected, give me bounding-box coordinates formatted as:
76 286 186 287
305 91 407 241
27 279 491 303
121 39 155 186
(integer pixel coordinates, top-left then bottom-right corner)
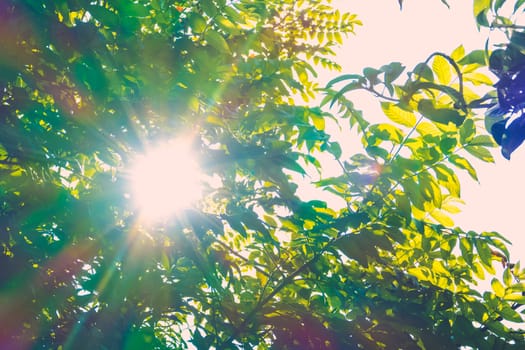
129 138 202 221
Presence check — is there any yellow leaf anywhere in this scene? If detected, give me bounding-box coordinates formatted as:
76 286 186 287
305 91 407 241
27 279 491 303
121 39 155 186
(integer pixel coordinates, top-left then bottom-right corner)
311 114 325 131
491 278 505 298
433 55 452 85
430 209 454 227
451 45 465 61
381 102 416 127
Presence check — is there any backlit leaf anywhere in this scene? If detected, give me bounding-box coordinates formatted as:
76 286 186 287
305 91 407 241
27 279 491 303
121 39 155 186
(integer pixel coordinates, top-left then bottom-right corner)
474 0 490 16
381 102 417 127
448 154 478 181
432 55 452 84
491 278 505 298
430 209 454 227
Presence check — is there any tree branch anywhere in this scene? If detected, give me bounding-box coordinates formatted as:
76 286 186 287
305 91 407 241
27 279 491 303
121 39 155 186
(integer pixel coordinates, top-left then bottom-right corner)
216 231 354 349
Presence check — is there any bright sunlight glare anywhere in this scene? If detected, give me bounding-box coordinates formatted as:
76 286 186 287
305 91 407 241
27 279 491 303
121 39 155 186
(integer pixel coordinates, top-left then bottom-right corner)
129 138 202 222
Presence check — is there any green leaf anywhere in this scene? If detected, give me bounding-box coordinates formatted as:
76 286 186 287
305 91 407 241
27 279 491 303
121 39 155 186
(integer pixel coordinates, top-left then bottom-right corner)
329 142 342 159
458 50 487 65
433 164 460 197
223 6 245 24
328 82 364 107
326 74 362 88
459 118 476 144
381 62 405 84
395 157 423 173
503 267 513 287
381 102 417 127
498 306 523 323
402 178 424 210
448 154 478 181
417 99 465 126
412 62 434 81
414 82 464 105
469 135 496 146
216 15 238 33
472 261 485 279
493 0 506 12
88 5 120 27
363 67 382 85
395 192 412 224
515 0 525 12
460 237 473 265
476 9 490 27
205 30 231 53
201 0 218 16
188 13 207 33
475 239 493 270
334 234 369 267
279 156 306 175
504 294 525 303
365 145 389 160
419 171 441 206
161 252 171 271
464 145 494 163
507 282 525 293
368 123 404 143
439 137 458 154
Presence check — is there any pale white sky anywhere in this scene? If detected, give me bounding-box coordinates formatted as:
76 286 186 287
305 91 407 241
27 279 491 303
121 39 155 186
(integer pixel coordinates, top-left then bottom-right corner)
322 0 525 263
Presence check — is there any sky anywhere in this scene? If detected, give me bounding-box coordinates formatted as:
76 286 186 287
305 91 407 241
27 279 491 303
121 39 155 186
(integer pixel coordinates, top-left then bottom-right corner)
321 0 525 263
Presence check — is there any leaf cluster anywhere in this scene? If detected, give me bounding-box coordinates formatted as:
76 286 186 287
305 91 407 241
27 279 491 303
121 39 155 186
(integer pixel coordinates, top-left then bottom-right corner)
0 0 523 349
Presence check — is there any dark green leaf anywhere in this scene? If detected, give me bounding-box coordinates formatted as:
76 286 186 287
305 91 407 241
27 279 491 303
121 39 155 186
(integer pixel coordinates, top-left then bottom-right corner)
326 74 363 88
459 119 476 144
363 67 382 85
458 50 487 65
381 62 405 84
188 13 207 33
515 0 525 12
412 63 434 81
417 99 465 126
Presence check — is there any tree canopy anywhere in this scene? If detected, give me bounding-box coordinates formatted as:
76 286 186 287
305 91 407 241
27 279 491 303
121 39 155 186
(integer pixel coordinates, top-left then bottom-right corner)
0 0 524 349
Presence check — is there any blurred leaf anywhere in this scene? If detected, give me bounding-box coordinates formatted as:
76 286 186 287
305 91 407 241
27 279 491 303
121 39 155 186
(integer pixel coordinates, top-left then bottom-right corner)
189 13 207 33
206 30 231 53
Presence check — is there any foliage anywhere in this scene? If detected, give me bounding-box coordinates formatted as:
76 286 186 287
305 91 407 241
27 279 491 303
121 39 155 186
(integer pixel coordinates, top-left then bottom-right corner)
472 0 525 158
0 0 524 349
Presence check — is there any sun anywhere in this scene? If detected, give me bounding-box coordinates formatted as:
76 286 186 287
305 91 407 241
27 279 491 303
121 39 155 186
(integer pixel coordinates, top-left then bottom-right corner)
129 138 202 222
